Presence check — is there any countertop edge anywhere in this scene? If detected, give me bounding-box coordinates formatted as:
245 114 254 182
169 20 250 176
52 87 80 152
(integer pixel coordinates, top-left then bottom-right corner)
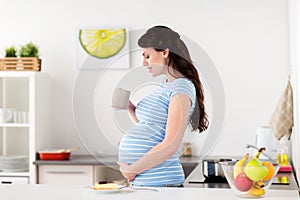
33 155 201 166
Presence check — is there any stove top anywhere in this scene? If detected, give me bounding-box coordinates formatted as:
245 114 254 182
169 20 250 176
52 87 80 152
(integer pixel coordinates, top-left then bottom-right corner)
203 176 228 183
189 176 228 184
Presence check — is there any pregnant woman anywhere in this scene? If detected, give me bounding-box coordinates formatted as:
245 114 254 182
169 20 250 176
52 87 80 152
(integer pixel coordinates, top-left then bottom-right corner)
118 25 209 187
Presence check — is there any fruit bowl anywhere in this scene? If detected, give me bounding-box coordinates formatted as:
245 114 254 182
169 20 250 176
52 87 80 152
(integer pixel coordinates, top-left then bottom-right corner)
221 160 279 198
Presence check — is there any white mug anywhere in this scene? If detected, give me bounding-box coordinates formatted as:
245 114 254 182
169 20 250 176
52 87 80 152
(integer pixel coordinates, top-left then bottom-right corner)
112 88 130 109
0 108 15 123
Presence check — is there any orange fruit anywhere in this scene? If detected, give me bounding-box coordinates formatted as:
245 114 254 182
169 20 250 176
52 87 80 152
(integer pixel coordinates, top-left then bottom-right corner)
262 161 275 181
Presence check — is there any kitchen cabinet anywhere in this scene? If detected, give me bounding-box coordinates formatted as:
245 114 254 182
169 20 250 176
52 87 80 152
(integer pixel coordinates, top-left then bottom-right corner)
35 155 126 185
38 165 93 185
0 176 28 184
0 72 50 184
34 155 200 185
37 165 124 185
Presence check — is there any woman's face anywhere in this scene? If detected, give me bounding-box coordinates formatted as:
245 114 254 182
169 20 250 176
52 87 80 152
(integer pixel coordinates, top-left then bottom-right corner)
142 48 169 77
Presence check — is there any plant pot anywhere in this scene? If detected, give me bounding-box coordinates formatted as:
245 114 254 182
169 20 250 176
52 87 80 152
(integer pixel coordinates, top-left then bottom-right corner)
0 57 41 71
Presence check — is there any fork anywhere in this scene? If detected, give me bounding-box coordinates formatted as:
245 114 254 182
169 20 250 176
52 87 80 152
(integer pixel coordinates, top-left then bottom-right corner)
119 186 159 192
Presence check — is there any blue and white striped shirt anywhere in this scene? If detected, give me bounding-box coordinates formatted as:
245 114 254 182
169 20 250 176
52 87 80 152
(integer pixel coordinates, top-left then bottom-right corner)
118 78 196 186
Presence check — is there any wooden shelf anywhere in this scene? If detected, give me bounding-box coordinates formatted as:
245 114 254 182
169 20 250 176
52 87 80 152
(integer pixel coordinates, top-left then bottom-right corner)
0 123 29 127
0 71 36 78
0 171 29 177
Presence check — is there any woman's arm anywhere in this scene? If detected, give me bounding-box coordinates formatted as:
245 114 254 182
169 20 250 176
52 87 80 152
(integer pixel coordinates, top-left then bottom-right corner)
128 100 139 123
119 93 191 181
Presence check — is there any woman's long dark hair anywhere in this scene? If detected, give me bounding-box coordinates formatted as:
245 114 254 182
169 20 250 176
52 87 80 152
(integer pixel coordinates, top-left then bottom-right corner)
138 25 209 133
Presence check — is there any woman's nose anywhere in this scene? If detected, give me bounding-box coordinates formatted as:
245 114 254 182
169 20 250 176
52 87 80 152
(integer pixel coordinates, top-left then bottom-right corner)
143 59 148 66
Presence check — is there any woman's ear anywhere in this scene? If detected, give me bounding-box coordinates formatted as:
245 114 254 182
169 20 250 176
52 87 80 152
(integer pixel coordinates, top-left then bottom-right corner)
162 48 169 58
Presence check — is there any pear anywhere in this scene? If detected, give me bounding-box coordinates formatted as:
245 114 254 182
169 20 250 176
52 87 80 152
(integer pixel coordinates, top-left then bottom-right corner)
245 148 269 181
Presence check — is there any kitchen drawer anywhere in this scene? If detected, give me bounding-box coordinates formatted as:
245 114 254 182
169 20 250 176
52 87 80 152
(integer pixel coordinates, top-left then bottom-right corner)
0 176 29 184
38 165 93 185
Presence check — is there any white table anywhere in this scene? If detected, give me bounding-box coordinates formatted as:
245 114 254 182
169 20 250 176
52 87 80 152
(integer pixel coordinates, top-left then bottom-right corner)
0 184 298 200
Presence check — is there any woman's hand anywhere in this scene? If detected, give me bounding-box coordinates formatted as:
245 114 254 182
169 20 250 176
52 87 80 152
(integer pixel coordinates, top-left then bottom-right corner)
117 161 137 182
127 100 139 123
127 100 136 111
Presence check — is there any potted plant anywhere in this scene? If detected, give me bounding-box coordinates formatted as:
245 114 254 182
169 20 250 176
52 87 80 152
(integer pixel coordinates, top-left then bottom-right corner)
19 42 39 58
0 42 41 71
4 46 17 57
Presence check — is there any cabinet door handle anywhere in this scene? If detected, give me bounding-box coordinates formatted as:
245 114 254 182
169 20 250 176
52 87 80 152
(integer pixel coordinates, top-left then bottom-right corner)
46 171 85 174
1 181 12 184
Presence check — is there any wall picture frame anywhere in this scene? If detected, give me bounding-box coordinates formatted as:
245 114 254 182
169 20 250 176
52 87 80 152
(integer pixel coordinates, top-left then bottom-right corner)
77 28 130 70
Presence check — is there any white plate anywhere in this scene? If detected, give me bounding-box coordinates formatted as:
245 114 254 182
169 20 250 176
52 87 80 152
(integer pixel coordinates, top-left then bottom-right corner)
81 185 122 193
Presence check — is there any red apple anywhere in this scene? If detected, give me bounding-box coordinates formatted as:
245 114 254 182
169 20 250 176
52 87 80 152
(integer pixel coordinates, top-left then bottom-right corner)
234 173 253 191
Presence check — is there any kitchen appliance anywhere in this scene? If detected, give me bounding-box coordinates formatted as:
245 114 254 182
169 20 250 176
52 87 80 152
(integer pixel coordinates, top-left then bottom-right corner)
255 126 278 160
186 159 235 185
202 158 235 179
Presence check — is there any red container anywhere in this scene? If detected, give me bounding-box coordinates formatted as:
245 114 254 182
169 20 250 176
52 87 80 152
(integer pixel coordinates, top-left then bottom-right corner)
39 152 70 160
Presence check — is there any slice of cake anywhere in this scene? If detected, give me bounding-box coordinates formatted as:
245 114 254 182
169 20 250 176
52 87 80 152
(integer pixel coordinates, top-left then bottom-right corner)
93 182 119 190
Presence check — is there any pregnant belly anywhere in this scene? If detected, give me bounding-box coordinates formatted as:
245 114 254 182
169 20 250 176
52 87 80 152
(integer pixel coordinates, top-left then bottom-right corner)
118 124 164 164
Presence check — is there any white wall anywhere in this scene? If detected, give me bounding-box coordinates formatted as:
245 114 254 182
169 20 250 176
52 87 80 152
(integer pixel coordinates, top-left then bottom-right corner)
0 0 289 156
289 0 300 185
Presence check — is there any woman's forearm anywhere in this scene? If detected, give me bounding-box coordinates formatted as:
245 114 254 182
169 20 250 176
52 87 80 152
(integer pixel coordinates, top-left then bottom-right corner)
127 138 183 175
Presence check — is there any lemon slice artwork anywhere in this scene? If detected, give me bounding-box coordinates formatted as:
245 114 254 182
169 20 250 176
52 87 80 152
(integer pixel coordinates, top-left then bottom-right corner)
79 29 126 59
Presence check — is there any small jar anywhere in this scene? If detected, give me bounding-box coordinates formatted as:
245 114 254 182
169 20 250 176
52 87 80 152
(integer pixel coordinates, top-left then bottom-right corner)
182 142 192 157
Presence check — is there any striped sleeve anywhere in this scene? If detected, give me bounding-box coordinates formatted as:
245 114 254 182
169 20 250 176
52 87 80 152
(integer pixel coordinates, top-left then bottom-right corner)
169 79 196 105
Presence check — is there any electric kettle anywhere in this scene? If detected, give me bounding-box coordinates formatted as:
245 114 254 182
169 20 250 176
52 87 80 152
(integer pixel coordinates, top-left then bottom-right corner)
255 126 278 160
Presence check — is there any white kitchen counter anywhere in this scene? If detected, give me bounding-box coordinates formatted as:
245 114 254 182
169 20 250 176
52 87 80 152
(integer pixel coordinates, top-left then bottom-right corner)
0 184 298 200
